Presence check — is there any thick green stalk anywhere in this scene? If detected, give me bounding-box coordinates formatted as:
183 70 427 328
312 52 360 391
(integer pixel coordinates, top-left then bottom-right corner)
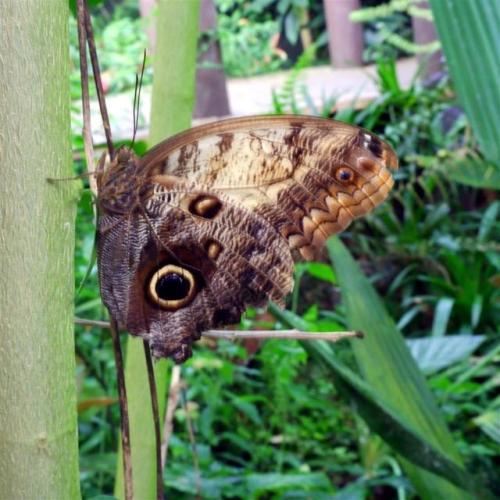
114 1 200 498
0 1 80 498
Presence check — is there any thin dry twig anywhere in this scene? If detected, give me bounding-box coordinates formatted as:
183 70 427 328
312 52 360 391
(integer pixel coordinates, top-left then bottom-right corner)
109 317 133 500
204 329 364 341
143 341 164 500
181 388 202 499
76 1 131 496
161 365 182 469
76 0 96 193
75 318 363 342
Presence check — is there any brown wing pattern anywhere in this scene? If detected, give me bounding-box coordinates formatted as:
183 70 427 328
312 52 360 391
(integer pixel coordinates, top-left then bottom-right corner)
97 115 397 361
140 115 398 259
97 189 295 361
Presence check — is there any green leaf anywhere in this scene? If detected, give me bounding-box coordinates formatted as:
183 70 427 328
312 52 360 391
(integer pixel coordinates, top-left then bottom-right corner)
304 262 337 284
406 335 486 374
478 201 499 243
229 395 263 426
245 472 333 494
431 297 454 337
299 340 482 496
471 295 483 329
429 0 500 166
474 410 500 444
284 11 300 46
270 311 492 499
440 155 500 190
251 0 276 11
325 237 475 499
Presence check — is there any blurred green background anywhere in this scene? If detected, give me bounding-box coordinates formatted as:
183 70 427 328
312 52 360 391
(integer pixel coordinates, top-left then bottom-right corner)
72 1 499 498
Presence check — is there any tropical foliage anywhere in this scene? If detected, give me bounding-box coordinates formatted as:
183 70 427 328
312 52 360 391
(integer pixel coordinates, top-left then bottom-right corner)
68 1 500 498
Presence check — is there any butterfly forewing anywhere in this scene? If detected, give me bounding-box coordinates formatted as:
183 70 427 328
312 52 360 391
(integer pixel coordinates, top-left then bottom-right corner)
140 115 398 259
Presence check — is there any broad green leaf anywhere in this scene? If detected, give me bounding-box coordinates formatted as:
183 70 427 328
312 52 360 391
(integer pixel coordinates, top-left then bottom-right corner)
270 304 487 497
304 262 337 284
284 11 300 46
442 156 500 190
303 341 482 496
326 237 474 499
471 295 483 329
478 201 499 243
406 335 486 374
430 0 500 167
228 395 263 426
245 472 332 494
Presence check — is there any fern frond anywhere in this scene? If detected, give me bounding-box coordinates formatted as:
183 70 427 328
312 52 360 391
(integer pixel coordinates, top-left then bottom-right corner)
408 5 434 21
381 28 440 54
350 0 413 23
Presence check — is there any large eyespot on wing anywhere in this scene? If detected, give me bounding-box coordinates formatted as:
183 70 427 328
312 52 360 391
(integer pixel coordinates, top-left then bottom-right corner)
146 264 198 311
100 184 296 363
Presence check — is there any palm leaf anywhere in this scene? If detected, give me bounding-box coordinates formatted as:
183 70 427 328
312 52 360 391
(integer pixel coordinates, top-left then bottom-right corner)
430 0 500 186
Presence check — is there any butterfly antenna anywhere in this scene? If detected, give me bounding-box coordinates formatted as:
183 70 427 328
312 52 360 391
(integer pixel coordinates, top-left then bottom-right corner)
131 50 147 150
131 74 139 149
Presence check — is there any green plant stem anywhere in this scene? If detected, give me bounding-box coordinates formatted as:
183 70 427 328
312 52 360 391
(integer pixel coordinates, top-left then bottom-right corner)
0 1 80 497
113 1 201 499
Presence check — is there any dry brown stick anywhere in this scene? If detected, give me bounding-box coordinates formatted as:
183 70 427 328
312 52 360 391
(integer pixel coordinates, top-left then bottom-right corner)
75 0 95 191
75 318 363 342
180 388 202 499
109 317 133 500
77 3 132 491
77 2 132 496
161 365 182 469
143 341 164 500
82 0 115 160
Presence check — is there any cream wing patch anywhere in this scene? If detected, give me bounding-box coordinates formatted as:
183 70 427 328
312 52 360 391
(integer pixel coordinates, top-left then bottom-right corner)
139 115 398 259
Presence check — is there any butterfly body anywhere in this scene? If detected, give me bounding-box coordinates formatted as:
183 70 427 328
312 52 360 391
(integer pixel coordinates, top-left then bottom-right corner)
96 116 397 362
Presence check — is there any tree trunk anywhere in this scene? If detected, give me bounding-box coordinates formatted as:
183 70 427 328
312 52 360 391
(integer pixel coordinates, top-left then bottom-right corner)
324 0 364 67
114 1 201 498
194 0 230 119
0 1 80 498
139 0 157 52
412 1 442 79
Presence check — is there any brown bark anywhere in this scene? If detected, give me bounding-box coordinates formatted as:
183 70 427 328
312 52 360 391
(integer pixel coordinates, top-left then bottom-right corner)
324 0 364 67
